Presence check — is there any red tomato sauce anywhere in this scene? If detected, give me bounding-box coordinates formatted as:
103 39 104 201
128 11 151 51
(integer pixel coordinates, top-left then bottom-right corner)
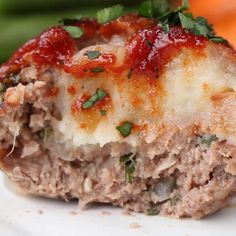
126 25 207 78
0 27 78 79
65 53 117 77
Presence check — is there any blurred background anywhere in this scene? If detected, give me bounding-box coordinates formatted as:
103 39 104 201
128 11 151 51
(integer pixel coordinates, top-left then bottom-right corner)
0 0 235 64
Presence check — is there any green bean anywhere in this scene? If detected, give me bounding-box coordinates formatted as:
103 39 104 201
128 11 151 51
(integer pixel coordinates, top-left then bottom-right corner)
0 0 142 14
0 5 138 63
0 9 97 63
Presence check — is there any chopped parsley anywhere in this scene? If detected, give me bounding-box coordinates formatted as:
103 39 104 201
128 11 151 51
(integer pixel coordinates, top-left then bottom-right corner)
146 208 160 216
139 0 169 18
97 4 124 24
90 66 105 73
138 0 228 45
116 121 133 137
100 109 107 116
170 194 181 206
39 126 53 140
82 88 108 109
85 50 101 60
201 134 219 147
63 26 84 39
120 153 136 184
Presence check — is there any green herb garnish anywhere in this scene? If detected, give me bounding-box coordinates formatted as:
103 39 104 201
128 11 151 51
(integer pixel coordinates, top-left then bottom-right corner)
116 121 133 137
100 109 107 116
39 126 53 140
90 66 105 73
170 194 181 206
120 153 136 183
138 0 228 44
85 50 101 60
146 208 160 216
139 0 169 18
97 4 124 24
63 26 84 39
82 88 108 109
201 134 219 147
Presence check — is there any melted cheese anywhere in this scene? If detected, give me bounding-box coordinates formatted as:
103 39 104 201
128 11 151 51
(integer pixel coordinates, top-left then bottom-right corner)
55 42 236 147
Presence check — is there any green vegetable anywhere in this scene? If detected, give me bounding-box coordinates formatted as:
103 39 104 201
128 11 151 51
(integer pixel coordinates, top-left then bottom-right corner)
39 126 53 140
97 4 124 24
116 121 133 137
120 153 136 183
0 8 98 63
90 67 105 73
139 0 169 18
82 88 107 109
63 26 84 39
138 1 154 18
0 0 141 14
146 208 160 216
85 50 101 60
201 135 219 147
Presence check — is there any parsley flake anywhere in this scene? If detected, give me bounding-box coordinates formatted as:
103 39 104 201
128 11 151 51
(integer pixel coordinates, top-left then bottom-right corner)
63 26 84 39
116 121 133 137
100 109 107 116
201 134 219 147
97 4 124 24
138 0 228 45
146 208 160 216
120 153 136 184
85 50 101 60
90 67 105 73
82 88 108 109
39 126 53 140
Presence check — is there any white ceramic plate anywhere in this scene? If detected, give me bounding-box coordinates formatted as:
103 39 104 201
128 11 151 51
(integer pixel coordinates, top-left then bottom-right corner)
0 172 236 236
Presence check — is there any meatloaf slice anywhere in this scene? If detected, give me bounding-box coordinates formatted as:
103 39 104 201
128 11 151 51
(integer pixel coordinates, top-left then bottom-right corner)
1 13 236 219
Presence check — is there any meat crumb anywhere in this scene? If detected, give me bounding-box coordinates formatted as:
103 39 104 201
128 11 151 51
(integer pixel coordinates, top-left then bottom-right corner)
129 222 141 229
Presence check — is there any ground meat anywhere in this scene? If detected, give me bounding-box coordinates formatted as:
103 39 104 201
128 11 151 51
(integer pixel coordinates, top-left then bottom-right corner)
1 77 236 219
1 23 236 219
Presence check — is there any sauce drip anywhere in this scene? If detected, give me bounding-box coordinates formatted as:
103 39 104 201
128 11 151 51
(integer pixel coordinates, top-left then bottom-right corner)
0 27 78 79
126 25 207 78
65 53 116 77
